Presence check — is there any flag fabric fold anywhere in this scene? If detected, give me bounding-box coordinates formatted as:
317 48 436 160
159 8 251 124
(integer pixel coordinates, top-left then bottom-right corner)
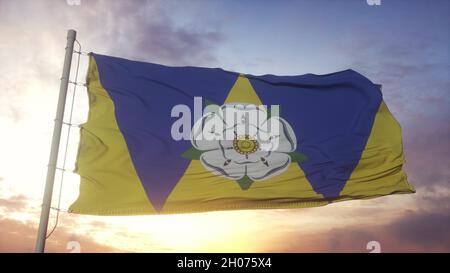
69 53 414 215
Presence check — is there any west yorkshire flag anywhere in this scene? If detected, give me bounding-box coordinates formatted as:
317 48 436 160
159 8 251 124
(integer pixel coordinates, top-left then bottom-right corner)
69 53 415 215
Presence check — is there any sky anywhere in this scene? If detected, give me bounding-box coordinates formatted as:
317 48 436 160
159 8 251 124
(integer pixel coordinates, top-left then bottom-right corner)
0 0 449 252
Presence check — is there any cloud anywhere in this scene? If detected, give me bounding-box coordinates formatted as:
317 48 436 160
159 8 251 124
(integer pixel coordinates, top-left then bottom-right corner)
0 0 225 125
416 186 450 212
403 122 450 188
0 194 29 212
0 217 119 253
100 1 223 65
0 0 223 65
334 23 450 125
389 211 450 250
268 209 450 252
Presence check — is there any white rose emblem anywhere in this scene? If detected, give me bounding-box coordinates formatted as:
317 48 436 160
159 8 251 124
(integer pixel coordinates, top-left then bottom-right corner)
190 103 297 182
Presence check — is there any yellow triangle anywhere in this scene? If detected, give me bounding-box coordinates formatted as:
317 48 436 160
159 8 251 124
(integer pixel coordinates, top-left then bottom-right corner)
162 161 325 213
162 75 325 213
70 56 157 215
340 101 415 197
224 74 263 104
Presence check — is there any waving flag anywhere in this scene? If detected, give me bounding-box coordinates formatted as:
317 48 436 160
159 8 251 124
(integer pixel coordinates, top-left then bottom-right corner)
69 53 414 215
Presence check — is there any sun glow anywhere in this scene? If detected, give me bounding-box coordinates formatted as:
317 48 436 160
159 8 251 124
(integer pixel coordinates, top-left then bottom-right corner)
72 210 273 252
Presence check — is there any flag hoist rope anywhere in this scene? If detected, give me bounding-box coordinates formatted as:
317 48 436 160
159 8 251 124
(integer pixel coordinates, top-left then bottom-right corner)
45 38 84 239
35 30 87 253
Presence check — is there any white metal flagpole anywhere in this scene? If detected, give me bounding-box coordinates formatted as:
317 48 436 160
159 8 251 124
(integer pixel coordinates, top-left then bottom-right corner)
35 29 77 253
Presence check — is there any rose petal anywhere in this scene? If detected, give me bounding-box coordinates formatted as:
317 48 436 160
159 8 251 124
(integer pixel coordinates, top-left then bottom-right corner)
259 117 297 152
200 150 246 180
219 104 268 129
247 152 291 181
191 113 225 151
222 123 260 141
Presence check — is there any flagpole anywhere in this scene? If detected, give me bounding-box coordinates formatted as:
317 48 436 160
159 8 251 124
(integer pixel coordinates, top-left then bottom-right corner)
35 29 77 253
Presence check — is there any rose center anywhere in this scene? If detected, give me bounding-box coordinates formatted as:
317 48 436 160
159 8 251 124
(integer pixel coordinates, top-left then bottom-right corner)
233 135 259 155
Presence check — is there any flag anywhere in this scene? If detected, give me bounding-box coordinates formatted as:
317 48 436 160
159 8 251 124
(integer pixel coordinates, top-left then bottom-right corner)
69 53 414 215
